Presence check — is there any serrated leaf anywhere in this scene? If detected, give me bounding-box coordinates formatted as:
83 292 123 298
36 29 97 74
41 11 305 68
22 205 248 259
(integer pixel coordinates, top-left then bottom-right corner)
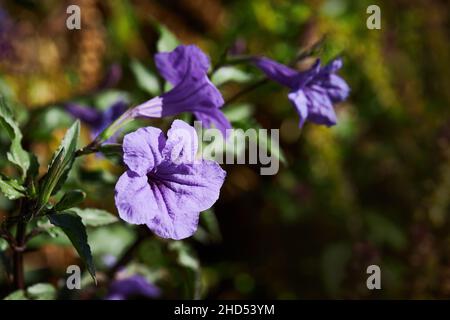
49 212 96 282
212 66 252 86
71 208 118 227
0 176 25 200
157 24 179 52
0 97 30 179
26 283 56 300
130 59 160 96
39 121 80 205
54 190 86 211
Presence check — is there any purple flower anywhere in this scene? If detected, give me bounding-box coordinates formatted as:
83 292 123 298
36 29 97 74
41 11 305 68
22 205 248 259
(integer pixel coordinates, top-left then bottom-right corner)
114 119 226 240
65 100 127 143
133 45 231 137
106 275 161 300
253 57 350 127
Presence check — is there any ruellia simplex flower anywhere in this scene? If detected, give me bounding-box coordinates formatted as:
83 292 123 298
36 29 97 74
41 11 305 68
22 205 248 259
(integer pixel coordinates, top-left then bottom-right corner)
0 40 349 297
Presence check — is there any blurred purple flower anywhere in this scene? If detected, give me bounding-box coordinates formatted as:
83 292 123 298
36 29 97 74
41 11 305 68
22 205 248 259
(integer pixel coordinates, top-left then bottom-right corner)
106 275 160 300
133 45 231 137
65 100 127 143
253 57 350 127
0 7 15 60
114 119 226 240
97 64 122 90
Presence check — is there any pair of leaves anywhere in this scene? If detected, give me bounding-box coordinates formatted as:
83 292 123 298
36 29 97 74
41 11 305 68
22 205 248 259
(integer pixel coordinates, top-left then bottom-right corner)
0 97 31 180
38 121 80 206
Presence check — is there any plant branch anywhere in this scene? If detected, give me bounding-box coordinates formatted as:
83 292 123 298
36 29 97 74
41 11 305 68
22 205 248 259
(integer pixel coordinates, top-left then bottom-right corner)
12 218 26 290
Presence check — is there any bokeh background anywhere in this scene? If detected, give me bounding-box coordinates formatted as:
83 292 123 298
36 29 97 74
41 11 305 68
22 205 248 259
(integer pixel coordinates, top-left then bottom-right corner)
0 0 449 299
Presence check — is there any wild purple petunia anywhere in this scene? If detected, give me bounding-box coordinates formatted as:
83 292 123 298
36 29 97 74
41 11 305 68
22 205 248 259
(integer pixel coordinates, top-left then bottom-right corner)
253 57 350 127
65 99 128 143
132 45 231 136
114 119 226 240
106 275 161 300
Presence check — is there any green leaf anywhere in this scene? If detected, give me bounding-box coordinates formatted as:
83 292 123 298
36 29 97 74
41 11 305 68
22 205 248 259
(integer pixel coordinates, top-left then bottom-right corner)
54 190 86 211
36 216 66 238
321 243 351 298
0 238 8 251
3 290 28 300
0 97 30 179
39 121 80 205
212 66 252 86
3 283 56 300
130 59 160 96
157 24 179 52
169 241 199 271
26 283 56 300
366 213 407 251
0 175 25 200
49 212 96 282
71 208 118 227
223 103 254 123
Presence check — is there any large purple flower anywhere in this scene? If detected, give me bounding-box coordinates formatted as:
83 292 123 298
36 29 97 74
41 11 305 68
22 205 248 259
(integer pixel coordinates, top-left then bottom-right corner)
133 45 231 136
253 57 350 127
114 119 226 240
106 275 161 300
65 99 127 143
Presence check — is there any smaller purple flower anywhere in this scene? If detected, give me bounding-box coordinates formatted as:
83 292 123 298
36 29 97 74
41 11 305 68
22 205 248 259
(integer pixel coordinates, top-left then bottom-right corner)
65 99 127 143
106 275 161 300
253 57 350 127
133 45 231 137
114 119 226 240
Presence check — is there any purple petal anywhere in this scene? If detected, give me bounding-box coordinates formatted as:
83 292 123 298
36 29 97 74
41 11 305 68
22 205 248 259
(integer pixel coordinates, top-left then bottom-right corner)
155 44 210 86
304 86 337 126
106 275 160 300
194 109 232 137
296 59 322 88
123 127 166 175
322 74 350 103
160 71 224 116
114 171 158 224
146 160 226 240
288 90 309 128
252 57 299 89
162 119 198 164
65 103 102 128
321 57 343 74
